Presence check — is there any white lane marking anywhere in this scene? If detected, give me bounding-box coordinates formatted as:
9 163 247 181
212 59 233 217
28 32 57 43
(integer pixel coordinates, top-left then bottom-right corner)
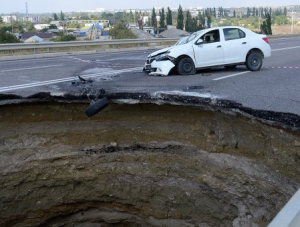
68 57 90 63
0 67 141 92
213 71 250 81
272 46 300 52
0 65 63 73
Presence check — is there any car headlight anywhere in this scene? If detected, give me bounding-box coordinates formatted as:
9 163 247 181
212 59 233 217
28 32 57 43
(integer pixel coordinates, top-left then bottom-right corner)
155 52 170 61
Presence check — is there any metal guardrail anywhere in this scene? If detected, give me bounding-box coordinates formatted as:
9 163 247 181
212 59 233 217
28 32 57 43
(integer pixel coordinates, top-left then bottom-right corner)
0 34 299 55
0 38 178 54
268 34 300 39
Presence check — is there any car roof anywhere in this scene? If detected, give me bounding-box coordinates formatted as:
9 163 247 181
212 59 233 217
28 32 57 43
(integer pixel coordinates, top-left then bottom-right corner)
191 26 250 36
201 26 246 32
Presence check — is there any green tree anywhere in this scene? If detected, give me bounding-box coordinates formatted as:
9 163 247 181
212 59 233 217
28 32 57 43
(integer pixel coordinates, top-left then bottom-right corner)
247 7 251 18
134 11 140 23
122 10 128 22
40 28 48 32
151 8 157 28
191 17 198 32
0 31 21 43
207 15 212 28
159 8 166 28
185 10 192 32
266 13 272 34
108 20 137 39
218 7 224 18
261 13 272 35
177 5 184 30
252 7 256 16
10 21 25 33
53 13 59 20
0 16 3 23
22 21 36 32
49 24 58 29
197 11 205 30
274 15 289 25
129 10 134 23
284 7 287 17
60 11 65 21
166 7 172 25
101 12 116 25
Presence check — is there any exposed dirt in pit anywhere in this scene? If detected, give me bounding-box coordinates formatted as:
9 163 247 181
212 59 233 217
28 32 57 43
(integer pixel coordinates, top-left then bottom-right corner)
0 102 300 227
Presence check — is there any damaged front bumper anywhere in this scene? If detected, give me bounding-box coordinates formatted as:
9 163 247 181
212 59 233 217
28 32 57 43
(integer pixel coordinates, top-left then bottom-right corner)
144 60 175 76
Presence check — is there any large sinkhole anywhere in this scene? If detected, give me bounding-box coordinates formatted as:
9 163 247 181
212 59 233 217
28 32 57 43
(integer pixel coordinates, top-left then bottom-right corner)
0 102 300 227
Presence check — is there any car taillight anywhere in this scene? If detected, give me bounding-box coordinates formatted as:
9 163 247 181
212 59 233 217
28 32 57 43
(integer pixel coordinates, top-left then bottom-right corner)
262 37 269 43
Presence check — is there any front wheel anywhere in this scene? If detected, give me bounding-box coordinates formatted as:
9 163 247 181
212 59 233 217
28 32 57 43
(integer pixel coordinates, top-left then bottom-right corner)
177 57 196 75
245 53 263 71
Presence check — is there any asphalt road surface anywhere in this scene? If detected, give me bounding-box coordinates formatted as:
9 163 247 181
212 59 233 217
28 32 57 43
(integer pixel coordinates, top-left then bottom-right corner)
0 38 300 115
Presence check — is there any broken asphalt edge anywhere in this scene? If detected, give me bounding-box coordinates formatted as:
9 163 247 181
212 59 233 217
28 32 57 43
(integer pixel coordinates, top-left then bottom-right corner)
0 91 299 132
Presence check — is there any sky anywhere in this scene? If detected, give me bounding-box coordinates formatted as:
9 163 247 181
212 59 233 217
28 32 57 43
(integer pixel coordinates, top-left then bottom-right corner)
0 0 298 14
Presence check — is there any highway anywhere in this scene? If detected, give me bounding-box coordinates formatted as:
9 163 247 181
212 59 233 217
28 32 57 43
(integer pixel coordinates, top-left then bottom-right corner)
0 38 300 115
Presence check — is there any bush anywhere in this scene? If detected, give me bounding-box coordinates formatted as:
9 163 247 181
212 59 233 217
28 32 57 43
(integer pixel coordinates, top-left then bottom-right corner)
108 20 137 39
0 31 21 43
54 34 76 41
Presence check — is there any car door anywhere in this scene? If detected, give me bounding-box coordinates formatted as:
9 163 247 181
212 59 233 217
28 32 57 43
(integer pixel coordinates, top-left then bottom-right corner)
193 29 224 68
222 28 249 64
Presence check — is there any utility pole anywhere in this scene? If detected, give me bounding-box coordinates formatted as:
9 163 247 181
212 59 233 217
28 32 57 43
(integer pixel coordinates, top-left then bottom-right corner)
25 2 29 21
290 10 296 34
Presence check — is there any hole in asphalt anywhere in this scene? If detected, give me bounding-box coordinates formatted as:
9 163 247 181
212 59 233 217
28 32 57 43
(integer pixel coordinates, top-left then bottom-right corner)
0 102 299 227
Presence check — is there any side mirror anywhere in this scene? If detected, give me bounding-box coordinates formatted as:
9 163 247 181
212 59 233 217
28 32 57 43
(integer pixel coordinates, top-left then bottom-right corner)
195 38 204 45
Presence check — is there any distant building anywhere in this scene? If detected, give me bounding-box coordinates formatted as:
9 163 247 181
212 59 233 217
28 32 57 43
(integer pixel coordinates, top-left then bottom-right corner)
21 33 53 42
23 16 40 23
1 15 17 23
50 20 109 26
73 23 104 40
34 24 50 31
24 35 44 43
142 16 149 25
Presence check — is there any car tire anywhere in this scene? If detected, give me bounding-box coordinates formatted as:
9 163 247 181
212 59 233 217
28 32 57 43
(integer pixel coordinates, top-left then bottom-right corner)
245 53 263 71
85 97 109 117
224 65 237 69
177 57 196 75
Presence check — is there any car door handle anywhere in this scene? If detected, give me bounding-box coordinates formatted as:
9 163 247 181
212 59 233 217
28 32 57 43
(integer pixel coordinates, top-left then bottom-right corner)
242 42 247 44
217 45 222 48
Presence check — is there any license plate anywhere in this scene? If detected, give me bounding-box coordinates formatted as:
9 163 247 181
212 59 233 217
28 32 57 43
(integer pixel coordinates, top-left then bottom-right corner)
145 64 151 70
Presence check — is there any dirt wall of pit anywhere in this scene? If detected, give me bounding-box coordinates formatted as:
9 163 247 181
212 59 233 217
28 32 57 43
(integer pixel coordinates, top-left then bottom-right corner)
0 102 299 227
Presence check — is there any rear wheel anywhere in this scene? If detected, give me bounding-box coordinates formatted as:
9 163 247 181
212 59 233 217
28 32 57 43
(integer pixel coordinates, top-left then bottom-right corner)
177 57 196 75
245 53 263 71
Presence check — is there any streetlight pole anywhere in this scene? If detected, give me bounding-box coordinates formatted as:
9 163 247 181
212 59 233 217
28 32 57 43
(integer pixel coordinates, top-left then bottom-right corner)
291 10 295 34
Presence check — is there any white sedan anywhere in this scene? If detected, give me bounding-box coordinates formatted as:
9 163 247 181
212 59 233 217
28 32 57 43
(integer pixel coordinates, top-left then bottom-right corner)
143 26 271 76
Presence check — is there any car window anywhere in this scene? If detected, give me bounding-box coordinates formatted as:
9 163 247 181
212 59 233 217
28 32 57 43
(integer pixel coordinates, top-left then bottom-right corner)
200 29 220 44
223 28 246 41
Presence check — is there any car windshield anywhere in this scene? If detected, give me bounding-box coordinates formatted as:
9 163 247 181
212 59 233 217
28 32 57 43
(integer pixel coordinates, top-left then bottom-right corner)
175 31 204 45
175 36 189 45
186 33 198 43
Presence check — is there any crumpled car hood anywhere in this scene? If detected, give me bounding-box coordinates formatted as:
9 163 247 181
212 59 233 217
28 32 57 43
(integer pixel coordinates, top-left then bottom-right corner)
148 46 174 58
